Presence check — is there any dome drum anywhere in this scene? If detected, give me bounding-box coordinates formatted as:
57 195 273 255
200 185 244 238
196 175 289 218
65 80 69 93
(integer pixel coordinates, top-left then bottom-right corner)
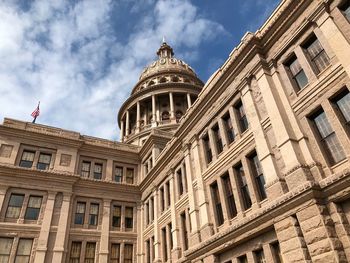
117 41 204 146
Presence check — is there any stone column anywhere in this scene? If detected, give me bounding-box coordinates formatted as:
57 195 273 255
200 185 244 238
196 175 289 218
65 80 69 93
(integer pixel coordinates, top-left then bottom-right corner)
169 174 181 261
187 93 192 108
52 192 72 262
166 223 172 262
241 157 259 209
274 216 310 262
34 191 57 263
169 92 175 121
99 199 111 263
296 203 346 262
105 159 113 182
294 46 317 83
137 203 144 263
328 202 350 261
136 101 141 133
183 144 201 245
241 81 286 199
120 120 124 142
256 66 313 191
314 5 350 76
120 243 125 263
153 190 161 263
218 117 229 150
152 95 157 127
216 177 229 227
190 136 213 240
126 111 130 136
208 128 218 161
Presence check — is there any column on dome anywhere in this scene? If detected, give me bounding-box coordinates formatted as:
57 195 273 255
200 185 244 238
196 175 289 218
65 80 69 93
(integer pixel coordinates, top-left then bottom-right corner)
187 93 192 108
136 101 141 133
126 110 130 136
152 95 157 127
120 120 124 141
169 92 175 121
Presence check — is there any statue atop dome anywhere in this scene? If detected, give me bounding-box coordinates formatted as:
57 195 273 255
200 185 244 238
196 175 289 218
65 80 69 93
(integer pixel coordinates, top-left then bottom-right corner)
157 38 174 58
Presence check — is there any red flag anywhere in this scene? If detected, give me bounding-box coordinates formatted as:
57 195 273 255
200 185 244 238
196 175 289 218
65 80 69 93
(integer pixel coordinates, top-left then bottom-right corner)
31 102 40 123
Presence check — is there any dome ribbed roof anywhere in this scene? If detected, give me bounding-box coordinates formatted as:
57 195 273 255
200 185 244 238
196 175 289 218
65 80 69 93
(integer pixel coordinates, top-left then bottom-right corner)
139 41 199 81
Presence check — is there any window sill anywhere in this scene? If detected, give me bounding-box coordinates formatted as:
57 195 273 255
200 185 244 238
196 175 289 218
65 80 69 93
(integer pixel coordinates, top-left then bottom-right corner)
330 158 348 170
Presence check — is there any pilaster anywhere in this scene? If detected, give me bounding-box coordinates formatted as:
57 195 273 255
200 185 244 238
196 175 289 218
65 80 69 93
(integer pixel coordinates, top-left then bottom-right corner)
99 199 111 263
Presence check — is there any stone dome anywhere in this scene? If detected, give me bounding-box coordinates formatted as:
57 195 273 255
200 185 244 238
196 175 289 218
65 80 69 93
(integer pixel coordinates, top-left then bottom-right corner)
131 41 203 95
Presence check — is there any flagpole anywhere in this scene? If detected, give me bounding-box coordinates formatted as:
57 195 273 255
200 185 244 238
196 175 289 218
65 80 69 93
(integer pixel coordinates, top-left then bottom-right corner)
32 116 37 124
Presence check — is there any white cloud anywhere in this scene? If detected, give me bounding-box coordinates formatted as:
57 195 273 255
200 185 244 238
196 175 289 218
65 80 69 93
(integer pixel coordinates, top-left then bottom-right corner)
0 0 226 140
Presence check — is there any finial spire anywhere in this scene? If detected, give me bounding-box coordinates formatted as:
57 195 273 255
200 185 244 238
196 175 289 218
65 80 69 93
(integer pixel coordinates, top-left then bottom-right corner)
162 36 166 43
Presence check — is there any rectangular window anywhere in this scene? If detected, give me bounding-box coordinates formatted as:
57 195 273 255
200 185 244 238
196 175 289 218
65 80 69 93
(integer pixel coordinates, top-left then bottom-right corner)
124 244 133 263
74 202 86 225
15 238 33 263
166 181 171 208
24 196 42 220
223 113 235 144
125 207 133 229
146 240 151 263
222 174 237 219
160 187 165 212
19 151 35 168
70 241 82 263
177 169 184 197
271 242 283 263
238 255 248 263
249 153 267 200
254 249 266 263
311 109 346 165
212 125 223 154
169 223 173 249
112 205 121 227
340 2 350 21
235 164 252 210
89 203 99 226
211 182 224 226
37 153 51 170
114 166 123 183
81 161 91 178
334 89 350 126
162 227 168 262
285 55 308 90
6 194 24 219
0 237 13 262
203 134 213 163
149 197 154 222
235 101 248 132
110 243 120 263
93 163 103 180
303 34 330 73
85 242 96 263
126 168 134 184
180 212 189 251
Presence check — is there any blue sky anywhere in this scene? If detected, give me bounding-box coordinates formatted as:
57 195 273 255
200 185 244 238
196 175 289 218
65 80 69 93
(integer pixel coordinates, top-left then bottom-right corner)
0 0 279 140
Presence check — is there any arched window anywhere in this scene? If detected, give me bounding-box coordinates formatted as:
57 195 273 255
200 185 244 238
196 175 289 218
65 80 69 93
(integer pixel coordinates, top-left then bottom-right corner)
162 111 170 121
148 80 155 87
175 110 183 123
171 76 179 82
159 77 167 83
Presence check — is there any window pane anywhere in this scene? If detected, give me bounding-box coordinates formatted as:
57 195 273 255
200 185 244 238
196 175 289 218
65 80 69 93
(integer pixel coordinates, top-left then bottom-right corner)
15 239 33 263
111 243 120 262
6 194 24 219
85 242 96 263
312 110 346 164
124 244 133 263
295 70 308 89
24 196 42 220
0 237 13 261
38 153 51 164
94 163 102 179
125 207 133 228
112 206 121 227
19 151 35 168
335 90 350 123
115 167 123 183
70 242 81 262
75 202 86 225
126 168 134 184
254 249 265 263
89 204 99 225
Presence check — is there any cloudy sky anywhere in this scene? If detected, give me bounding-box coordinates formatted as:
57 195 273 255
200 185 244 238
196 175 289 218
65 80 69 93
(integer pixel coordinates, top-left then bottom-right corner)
0 0 279 140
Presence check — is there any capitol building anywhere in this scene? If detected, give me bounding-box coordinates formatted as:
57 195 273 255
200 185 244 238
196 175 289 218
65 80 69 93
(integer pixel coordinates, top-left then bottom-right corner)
1 0 350 262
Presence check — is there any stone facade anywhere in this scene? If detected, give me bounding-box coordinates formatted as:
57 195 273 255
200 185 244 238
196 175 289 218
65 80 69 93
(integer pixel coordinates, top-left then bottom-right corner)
1 0 350 262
